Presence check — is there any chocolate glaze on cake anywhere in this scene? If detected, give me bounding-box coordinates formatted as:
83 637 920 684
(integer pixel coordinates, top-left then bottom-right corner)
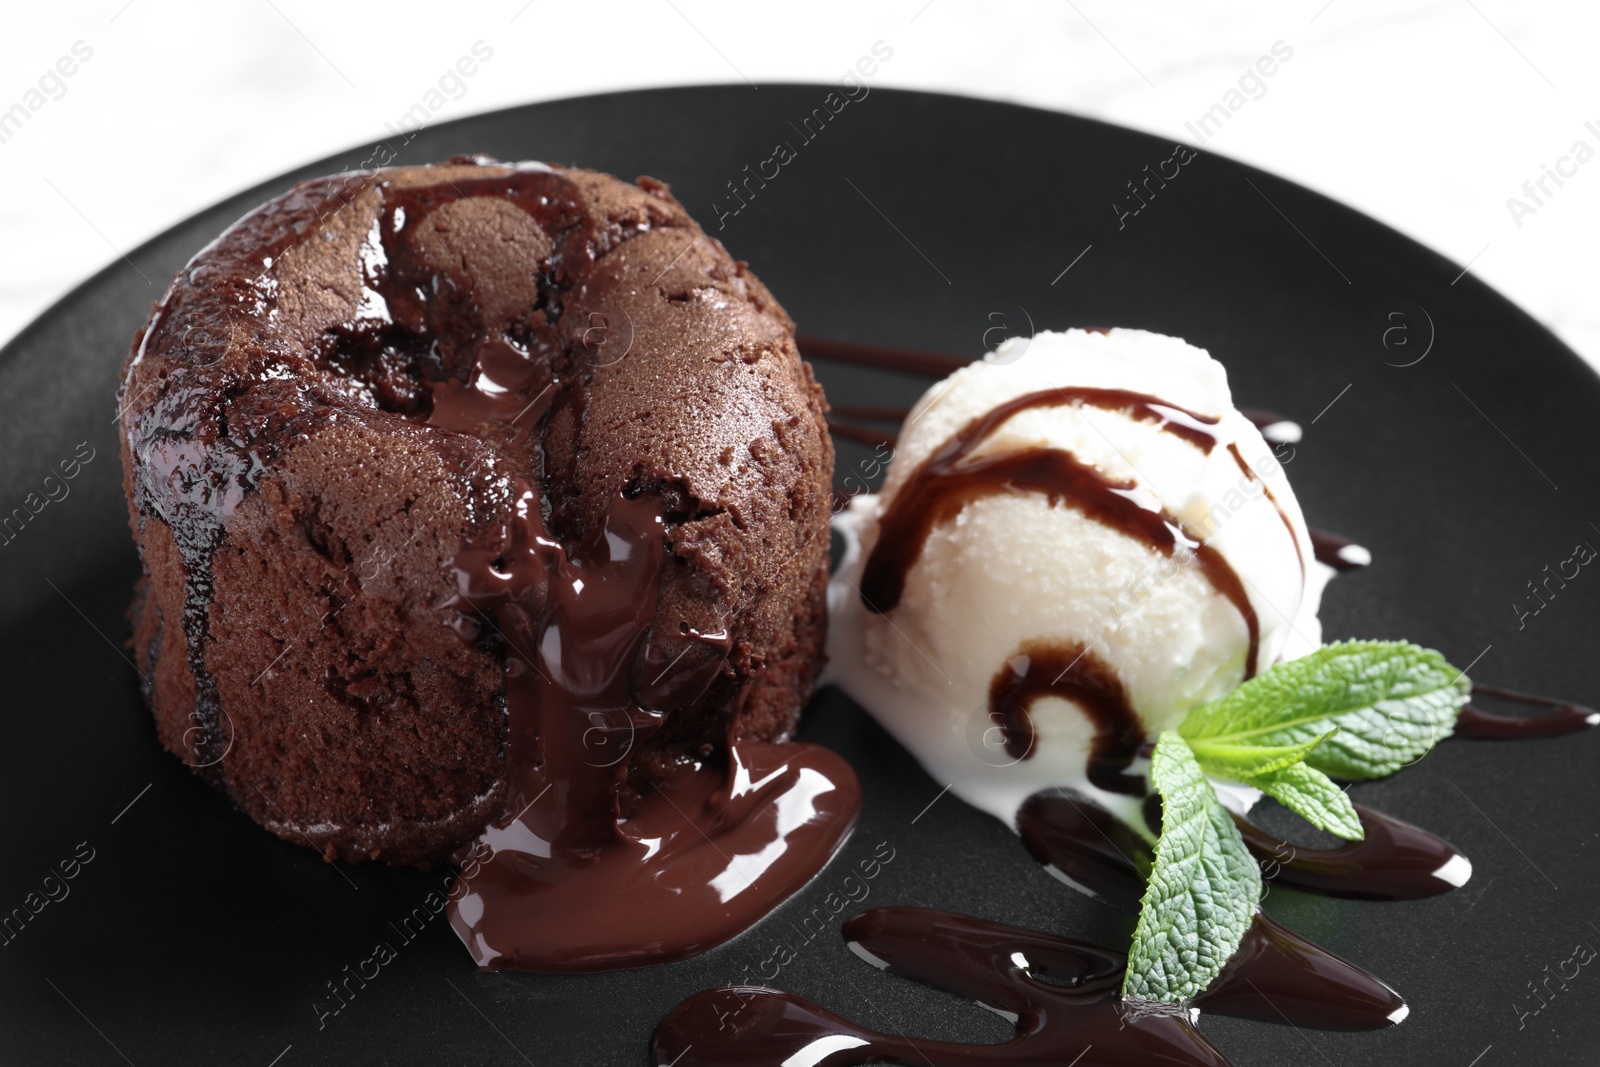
119 159 842 879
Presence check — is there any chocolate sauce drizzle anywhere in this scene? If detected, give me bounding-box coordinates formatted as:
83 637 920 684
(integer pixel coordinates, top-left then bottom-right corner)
1308 528 1370 572
825 404 908 450
824 417 898 449
829 404 915 422
653 900 1405 1064
1019 790 1466 908
990 642 1147 795
1196 912 1406 1030
1232 803 1469 901
653 791 1419 1064
1238 406 1302 448
1456 684 1600 739
798 334 971 378
856 387 1261 677
1018 789 1152 909
125 177 377 774
655 907 1233 1067
800 337 1298 454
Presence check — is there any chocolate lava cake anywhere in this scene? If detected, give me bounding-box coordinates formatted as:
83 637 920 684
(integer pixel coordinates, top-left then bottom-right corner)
119 158 834 866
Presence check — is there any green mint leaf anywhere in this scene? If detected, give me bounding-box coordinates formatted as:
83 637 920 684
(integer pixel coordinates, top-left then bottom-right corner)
1243 761 1364 841
1123 732 1261 1003
1177 640 1469 779
1188 729 1335 780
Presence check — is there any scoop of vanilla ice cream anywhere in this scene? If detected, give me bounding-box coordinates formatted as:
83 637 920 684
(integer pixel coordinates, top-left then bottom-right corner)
828 328 1328 826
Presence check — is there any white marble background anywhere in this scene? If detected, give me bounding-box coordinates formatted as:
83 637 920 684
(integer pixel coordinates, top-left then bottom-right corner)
2 1 1596 367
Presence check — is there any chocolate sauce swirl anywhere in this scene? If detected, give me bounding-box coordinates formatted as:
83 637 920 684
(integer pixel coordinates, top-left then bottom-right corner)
857 388 1261 677
990 642 1147 795
1196 913 1407 1030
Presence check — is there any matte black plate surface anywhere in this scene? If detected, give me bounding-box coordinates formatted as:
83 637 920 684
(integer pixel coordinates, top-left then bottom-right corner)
1 86 1596 1066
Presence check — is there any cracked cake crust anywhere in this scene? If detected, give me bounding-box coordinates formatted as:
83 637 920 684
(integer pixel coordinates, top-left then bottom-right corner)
119 159 833 866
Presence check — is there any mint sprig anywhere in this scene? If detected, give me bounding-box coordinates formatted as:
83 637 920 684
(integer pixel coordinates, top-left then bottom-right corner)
1190 726 1362 841
1245 760 1364 840
1123 732 1261 1002
1122 640 1471 1005
1179 640 1469 779
1185 728 1335 780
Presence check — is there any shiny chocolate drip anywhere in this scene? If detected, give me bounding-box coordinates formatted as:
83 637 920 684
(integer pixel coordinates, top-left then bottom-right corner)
1018 790 1152 910
1196 913 1407 1030
443 483 859 972
858 388 1260 677
127 175 387 775
316 163 864 971
425 336 559 435
990 643 1147 795
1233 804 1468 901
1022 789 1467 906
327 162 590 427
797 334 971 378
1455 684 1600 739
1308 528 1370 572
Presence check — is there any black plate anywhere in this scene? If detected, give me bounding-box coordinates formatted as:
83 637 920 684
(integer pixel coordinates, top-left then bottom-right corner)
1 86 1595 1066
